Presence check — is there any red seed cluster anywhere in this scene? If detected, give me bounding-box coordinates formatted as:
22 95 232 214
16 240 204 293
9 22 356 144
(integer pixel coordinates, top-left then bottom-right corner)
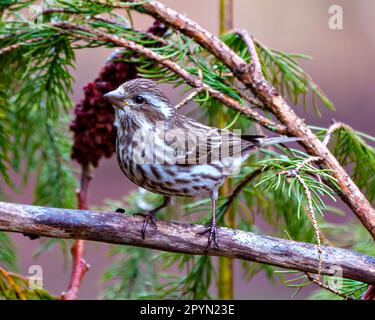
70 57 136 167
70 21 168 167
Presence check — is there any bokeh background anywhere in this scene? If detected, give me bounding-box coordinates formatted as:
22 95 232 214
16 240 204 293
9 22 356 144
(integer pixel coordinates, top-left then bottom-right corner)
5 0 375 299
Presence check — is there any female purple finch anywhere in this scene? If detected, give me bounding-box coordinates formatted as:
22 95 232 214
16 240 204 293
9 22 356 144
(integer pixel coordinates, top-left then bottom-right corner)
104 79 300 250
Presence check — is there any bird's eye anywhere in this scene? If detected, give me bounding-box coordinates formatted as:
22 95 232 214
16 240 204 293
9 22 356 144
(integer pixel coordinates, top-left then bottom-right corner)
133 95 144 104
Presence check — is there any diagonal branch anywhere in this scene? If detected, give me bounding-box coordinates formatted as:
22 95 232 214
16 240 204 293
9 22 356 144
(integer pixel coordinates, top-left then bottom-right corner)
0 201 374 285
47 21 286 135
131 0 375 240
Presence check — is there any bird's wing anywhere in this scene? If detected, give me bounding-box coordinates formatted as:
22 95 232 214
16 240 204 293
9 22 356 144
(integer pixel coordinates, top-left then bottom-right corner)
154 116 262 166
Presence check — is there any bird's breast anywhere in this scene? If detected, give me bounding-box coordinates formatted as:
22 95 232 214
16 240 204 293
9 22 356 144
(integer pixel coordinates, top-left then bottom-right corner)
116 139 224 197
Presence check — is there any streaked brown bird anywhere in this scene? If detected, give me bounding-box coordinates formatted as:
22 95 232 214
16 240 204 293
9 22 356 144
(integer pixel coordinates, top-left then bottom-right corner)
104 79 300 249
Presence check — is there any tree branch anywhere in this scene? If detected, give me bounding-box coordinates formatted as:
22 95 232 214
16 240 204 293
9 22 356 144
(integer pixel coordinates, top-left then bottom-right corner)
0 201 374 285
131 0 375 240
48 21 286 135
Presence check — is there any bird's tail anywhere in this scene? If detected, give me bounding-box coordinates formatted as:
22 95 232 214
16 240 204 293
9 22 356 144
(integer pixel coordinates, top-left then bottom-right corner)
256 136 304 147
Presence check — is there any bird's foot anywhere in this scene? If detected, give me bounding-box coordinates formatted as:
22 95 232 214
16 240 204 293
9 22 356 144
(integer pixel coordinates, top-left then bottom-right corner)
133 211 158 239
115 208 126 213
196 222 219 252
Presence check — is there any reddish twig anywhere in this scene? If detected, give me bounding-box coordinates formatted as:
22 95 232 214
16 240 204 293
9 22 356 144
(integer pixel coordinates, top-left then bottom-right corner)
61 239 89 300
61 165 91 300
0 37 43 55
362 285 375 300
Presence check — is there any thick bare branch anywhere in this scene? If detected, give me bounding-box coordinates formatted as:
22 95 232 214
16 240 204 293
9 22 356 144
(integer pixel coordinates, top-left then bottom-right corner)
0 201 374 285
132 0 375 240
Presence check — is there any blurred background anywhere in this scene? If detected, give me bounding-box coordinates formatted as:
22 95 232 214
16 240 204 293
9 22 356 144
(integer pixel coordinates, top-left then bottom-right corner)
5 0 375 299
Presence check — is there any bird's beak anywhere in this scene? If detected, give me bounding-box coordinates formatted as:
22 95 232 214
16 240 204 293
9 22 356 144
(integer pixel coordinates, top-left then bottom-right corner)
103 89 123 106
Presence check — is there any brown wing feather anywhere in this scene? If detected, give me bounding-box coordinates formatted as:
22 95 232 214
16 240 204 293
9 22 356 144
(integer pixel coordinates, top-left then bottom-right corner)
156 115 260 165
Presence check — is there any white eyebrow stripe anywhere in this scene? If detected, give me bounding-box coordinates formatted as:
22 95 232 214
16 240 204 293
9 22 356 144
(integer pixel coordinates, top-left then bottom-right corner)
142 93 167 108
142 93 173 118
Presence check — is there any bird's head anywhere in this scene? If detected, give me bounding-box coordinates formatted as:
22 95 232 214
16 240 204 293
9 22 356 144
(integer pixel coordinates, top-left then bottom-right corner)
103 79 175 123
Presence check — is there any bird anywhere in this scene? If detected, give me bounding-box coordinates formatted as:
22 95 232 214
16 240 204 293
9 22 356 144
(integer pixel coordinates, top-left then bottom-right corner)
103 78 301 250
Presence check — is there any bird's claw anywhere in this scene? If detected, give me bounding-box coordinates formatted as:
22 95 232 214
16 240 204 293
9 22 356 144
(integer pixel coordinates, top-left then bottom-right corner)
133 212 158 239
197 223 219 252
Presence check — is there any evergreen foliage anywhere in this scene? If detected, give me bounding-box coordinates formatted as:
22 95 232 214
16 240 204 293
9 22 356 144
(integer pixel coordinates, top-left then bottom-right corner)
0 0 374 300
